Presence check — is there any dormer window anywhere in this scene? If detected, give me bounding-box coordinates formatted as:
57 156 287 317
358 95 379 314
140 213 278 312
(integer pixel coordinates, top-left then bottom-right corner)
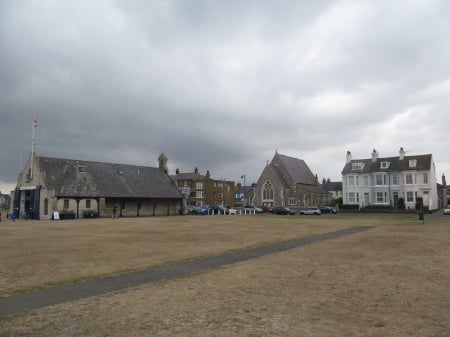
380 161 390 169
409 159 417 168
77 165 86 173
351 162 364 170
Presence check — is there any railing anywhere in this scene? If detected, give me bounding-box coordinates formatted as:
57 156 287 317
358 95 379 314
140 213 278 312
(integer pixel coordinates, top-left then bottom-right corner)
206 208 257 215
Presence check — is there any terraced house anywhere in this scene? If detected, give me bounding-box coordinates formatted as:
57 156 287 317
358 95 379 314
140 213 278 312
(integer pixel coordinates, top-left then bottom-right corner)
171 167 235 207
341 148 438 210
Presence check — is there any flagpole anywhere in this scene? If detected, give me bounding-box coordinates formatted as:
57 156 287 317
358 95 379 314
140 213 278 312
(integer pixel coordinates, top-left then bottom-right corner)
31 116 37 179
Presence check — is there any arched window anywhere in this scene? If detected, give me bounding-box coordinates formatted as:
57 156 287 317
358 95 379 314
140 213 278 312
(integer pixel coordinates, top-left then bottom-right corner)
44 198 48 215
262 181 274 200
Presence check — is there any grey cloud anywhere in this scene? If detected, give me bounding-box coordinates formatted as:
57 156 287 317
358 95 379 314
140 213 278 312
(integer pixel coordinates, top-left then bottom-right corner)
1 0 450 192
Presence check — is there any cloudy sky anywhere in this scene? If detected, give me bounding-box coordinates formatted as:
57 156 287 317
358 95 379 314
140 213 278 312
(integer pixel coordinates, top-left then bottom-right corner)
1 0 450 193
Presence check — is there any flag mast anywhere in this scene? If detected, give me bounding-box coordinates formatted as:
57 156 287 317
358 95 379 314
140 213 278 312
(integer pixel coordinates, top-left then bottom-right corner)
30 116 37 179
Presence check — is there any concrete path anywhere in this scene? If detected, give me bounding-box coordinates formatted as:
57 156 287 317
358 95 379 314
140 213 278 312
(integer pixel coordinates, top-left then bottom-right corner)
0 226 373 317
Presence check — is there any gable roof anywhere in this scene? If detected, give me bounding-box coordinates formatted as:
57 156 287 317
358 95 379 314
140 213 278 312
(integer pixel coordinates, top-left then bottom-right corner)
276 153 317 185
37 156 183 199
342 154 433 174
265 163 289 187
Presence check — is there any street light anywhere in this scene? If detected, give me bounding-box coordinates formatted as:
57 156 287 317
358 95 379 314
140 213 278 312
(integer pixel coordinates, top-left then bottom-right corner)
221 178 224 205
241 175 246 205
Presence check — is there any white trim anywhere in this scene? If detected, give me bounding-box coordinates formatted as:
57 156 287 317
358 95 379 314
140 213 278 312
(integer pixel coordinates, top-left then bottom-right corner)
20 186 37 190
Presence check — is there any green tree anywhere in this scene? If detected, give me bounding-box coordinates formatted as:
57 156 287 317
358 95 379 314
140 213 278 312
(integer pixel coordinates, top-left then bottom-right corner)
398 197 405 210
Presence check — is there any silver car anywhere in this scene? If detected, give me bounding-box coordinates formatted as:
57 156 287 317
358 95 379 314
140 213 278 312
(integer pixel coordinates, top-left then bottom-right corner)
299 207 321 215
444 206 450 215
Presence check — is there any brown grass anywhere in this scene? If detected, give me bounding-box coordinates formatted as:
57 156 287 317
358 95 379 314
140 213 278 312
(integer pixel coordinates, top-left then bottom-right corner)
1 214 449 336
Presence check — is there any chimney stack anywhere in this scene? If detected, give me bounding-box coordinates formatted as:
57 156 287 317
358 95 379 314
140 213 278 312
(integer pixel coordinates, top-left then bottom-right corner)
371 149 378 162
346 151 352 163
399 147 405 160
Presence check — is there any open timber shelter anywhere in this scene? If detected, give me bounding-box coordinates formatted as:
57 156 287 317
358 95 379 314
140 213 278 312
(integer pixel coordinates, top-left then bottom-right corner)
12 153 183 220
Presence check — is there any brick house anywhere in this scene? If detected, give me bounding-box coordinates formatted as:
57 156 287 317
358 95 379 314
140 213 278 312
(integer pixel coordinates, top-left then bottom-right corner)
251 151 331 209
171 167 235 207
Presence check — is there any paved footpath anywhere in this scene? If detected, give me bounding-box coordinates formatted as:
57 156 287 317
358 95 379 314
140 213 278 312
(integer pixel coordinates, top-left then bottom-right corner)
0 226 373 317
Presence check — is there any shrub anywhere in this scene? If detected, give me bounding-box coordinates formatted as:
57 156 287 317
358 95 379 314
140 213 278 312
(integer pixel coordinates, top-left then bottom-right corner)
335 197 343 206
339 204 359 210
361 204 392 213
364 204 392 210
415 197 423 211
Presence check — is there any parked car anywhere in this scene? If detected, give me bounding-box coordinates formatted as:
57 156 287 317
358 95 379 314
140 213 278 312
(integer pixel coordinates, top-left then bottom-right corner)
207 205 238 215
194 205 210 215
225 206 238 215
187 206 196 214
262 206 273 213
244 205 263 213
299 207 321 215
217 205 229 214
271 206 296 215
444 206 450 215
218 205 235 215
209 205 225 215
319 206 337 214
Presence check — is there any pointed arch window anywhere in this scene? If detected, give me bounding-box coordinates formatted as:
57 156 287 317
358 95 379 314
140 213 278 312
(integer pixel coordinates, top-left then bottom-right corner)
262 180 274 200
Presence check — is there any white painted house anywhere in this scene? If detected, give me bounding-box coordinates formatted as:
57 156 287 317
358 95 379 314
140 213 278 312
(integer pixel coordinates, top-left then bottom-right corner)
341 148 438 210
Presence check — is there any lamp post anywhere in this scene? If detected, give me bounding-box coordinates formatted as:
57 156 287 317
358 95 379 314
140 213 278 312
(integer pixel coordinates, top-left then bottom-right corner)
241 175 246 205
221 178 224 205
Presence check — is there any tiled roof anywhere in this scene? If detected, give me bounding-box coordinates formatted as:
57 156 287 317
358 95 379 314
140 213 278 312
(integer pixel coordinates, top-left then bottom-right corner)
341 154 433 174
37 156 183 199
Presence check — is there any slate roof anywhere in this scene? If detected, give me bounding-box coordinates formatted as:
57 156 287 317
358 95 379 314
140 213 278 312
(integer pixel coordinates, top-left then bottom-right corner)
323 180 342 192
277 154 317 185
302 184 331 194
341 154 433 174
170 172 206 181
37 156 183 199
267 164 290 188
265 153 328 195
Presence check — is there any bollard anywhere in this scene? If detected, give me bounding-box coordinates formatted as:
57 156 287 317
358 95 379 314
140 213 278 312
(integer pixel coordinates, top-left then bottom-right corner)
418 212 424 224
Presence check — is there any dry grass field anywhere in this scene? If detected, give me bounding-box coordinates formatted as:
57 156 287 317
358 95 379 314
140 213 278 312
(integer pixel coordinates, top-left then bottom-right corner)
1 213 449 336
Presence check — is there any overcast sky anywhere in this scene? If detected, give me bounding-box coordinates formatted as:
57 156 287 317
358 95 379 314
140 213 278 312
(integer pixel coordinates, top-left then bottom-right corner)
1 0 450 193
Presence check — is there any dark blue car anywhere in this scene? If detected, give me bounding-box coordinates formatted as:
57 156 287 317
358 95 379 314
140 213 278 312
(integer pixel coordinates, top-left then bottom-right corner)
194 205 210 215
